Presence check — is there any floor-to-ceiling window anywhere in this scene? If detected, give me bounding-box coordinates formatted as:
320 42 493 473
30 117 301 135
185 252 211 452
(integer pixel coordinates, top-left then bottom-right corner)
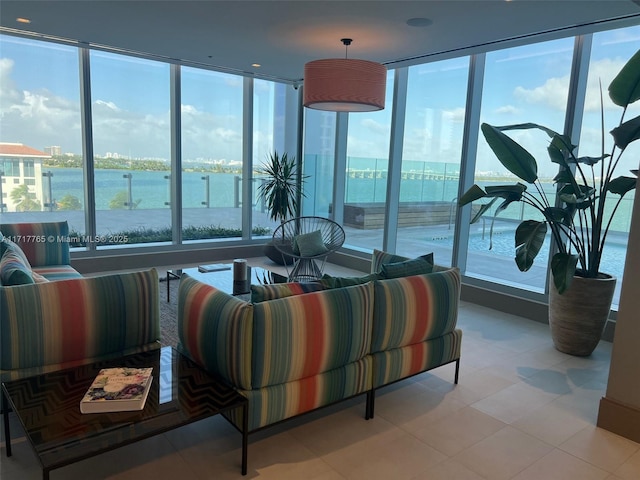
466 38 575 293
252 79 287 236
0 35 85 235
180 67 243 241
343 69 395 252
302 109 337 217
397 57 470 265
90 50 171 246
576 24 640 304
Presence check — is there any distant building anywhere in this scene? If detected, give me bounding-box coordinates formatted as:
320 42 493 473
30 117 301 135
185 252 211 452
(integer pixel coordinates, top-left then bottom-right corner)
0 142 50 212
44 145 62 156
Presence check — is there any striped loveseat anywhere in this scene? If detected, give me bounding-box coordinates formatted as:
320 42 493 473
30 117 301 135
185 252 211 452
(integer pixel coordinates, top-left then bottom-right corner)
177 250 462 433
0 221 161 381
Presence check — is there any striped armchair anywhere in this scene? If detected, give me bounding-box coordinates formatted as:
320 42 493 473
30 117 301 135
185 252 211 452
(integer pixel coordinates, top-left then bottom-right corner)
177 253 461 434
178 275 374 432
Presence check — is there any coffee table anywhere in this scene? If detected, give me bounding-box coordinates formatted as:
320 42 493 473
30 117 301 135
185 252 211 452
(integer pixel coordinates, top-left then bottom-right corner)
166 264 286 302
2 347 248 479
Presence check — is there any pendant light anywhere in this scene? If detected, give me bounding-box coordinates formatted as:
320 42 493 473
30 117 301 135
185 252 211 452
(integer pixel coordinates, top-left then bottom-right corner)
303 38 386 112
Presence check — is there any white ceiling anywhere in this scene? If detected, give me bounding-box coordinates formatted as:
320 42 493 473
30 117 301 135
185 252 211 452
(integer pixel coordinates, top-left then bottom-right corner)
1 1 640 83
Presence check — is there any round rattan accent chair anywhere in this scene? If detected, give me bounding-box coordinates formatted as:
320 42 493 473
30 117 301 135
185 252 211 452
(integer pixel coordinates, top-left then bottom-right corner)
272 216 346 282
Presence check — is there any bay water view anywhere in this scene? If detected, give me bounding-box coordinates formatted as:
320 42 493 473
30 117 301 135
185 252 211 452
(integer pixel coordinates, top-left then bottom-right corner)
38 164 635 235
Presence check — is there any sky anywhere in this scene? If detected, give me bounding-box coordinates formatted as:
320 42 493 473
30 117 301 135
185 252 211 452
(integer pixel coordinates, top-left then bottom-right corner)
1 25 639 179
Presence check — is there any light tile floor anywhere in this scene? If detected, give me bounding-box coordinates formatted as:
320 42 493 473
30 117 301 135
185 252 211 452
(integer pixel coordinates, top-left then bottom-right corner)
2 301 639 480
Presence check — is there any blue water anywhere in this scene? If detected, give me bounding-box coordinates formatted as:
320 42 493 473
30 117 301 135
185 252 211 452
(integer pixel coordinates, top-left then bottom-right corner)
47 168 239 210
44 166 635 234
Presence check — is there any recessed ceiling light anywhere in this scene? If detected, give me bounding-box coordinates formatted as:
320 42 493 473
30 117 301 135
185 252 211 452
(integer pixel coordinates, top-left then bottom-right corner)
16 17 31 24
406 17 432 27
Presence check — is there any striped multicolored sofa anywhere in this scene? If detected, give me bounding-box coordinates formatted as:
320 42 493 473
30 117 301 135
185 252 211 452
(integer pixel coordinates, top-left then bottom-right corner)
177 254 461 433
0 222 161 381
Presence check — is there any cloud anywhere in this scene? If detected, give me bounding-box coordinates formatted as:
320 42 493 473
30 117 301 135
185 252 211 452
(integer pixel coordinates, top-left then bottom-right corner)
508 57 628 113
443 107 466 123
360 118 388 135
514 76 569 111
495 105 520 115
582 57 627 112
94 99 121 112
0 57 82 152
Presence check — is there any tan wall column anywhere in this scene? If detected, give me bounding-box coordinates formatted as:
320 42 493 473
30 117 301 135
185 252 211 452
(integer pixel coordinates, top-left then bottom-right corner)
598 172 640 442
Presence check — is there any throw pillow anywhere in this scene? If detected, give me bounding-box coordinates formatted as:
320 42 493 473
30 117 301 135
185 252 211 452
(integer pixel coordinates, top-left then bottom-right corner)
380 253 435 279
31 271 50 283
319 272 381 289
292 230 328 257
0 238 30 265
371 248 409 274
0 248 35 286
250 281 326 302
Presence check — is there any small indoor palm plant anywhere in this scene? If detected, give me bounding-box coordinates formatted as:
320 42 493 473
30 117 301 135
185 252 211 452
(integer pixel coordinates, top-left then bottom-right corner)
459 48 639 355
257 151 306 264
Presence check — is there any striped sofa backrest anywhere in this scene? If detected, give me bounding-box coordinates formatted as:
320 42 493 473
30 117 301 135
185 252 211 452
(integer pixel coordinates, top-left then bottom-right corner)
177 274 254 390
0 221 70 267
371 268 461 353
251 281 374 389
0 268 160 372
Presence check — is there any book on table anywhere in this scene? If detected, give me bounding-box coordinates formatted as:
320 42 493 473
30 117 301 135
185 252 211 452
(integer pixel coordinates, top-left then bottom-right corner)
80 367 153 414
198 263 232 273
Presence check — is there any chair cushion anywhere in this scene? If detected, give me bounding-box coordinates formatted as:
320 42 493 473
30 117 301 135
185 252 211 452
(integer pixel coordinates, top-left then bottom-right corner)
293 229 328 257
0 242 34 286
0 222 70 267
371 249 409 274
32 265 82 281
371 268 461 352
319 272 381 289
251 282 374 388
250 281 326 302
1 269 161 373
380 253 435 279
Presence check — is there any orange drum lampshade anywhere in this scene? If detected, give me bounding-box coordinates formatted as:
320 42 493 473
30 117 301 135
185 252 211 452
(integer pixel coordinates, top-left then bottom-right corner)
303 57 387 112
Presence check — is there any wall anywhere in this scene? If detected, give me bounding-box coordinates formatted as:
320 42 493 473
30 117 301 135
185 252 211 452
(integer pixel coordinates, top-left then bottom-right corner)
597 173 640 442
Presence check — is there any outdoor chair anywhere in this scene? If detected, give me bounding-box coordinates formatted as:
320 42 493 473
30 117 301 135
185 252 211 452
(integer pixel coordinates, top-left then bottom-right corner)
272 216 346 282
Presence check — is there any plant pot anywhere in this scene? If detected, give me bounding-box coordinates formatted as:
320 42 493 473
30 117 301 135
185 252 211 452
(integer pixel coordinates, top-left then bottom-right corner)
263 240 295 266
548 273 616 356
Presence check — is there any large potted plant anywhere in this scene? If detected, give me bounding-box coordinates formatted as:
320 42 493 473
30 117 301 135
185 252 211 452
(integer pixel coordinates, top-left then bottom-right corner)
257 151 306 265
459 48 640 356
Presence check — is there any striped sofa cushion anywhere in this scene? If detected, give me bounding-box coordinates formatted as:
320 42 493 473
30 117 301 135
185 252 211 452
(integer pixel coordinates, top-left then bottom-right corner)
250 281 326 302
0 221 70 267
177 274 254 390
371 329 463 388
251 282 374 389
0 268 160 374
32 265 83 281
371 268 461 352
226 356 373 431
370 249 408 274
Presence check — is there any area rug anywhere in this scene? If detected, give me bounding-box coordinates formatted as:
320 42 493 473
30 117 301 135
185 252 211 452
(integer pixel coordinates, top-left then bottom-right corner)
159 278 179 348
